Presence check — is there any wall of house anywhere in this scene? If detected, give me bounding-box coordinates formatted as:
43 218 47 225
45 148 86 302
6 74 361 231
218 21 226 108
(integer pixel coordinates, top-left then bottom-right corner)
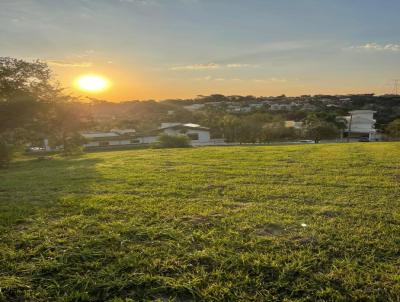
139 136 158 144
349 117 375 133
84 140 133 148
109 140 132 146
344 111 376 134
84 142 101 147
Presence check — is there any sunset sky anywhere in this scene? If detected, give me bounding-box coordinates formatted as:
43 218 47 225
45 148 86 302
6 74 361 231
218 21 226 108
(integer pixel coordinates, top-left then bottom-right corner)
1 0 400 101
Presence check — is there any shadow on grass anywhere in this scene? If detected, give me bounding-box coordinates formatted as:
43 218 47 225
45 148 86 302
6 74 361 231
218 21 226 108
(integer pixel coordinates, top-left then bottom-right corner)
0 156 108 300
0 156 103 231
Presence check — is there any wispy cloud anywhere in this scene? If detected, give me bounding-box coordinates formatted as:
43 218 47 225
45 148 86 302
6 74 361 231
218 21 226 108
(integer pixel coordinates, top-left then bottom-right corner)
348 43 400 52
47 60 93 68
194 75 213 81
171 63 220 71
253 77 287 83
170 62 258 71
193 76 287 83
226 63 259 68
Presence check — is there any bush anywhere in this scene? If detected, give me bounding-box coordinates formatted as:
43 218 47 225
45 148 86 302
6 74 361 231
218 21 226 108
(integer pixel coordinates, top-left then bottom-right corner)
386 119 400 140
156 134 191 148
305 122 339 142
0 140 13 168
62 133 86 156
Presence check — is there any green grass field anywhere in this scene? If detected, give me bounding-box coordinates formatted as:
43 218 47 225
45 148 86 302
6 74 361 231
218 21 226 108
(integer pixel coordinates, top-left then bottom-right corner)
1 143 399 301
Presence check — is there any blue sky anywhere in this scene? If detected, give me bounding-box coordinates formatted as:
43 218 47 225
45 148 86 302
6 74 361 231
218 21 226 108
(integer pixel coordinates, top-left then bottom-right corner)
1 0 400 100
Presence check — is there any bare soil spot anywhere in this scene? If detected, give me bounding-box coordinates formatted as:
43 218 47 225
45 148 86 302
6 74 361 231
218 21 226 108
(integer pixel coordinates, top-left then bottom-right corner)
291 236 315 245
255 223 285 236
319 210 340 218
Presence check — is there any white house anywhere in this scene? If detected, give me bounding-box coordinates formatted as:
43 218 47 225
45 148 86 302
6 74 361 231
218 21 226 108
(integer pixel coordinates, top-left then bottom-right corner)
81 131 138 148
340 110 378 140
111 129 136 135
81 124 216 148
137 123 212 146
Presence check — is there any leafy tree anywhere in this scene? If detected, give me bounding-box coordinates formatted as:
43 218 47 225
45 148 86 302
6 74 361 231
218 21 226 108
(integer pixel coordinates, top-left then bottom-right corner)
43 102 93 154
0 57 91 161
196 106 226 138
0 57 57 102
0 57 60 136
385 119 400 139
302 112 340 142
237 114 265 143
0 57 58 164
263 122 298 142
221 115 241 142
305 122 339 143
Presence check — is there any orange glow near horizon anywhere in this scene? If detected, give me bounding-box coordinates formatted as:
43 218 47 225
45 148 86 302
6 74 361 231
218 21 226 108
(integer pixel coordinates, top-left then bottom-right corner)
53 66 388 102
75 74 111 93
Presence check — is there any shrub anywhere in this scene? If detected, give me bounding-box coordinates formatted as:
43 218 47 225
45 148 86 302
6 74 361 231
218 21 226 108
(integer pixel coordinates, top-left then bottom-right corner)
386 119 400 140
156 134 191 148
305 122 339 142
62 133 86 156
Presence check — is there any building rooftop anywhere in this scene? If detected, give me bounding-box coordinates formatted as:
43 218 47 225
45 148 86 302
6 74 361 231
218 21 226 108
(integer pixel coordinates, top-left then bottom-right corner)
81 132 120 139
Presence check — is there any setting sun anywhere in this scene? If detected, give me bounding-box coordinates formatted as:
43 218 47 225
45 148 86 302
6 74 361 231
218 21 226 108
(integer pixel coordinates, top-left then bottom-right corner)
75 75 110 93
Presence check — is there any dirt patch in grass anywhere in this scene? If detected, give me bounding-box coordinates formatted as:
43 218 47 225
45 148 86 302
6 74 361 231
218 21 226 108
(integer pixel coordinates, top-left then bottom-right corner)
255 223 285 236
319 210 340 218
13 218 35 231
290 236 315 245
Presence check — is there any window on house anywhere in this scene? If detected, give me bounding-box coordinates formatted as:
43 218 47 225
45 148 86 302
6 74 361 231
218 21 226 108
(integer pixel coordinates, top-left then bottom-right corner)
131 139 140 144
187 133 199 140
99 141 110 146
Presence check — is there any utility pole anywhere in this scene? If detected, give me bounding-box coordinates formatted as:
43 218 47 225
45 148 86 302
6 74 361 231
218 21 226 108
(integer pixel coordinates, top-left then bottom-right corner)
393 79 400 95
347 113 353 143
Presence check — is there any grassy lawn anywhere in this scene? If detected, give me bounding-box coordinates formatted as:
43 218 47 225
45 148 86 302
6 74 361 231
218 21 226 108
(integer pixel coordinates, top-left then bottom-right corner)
1 143 399 301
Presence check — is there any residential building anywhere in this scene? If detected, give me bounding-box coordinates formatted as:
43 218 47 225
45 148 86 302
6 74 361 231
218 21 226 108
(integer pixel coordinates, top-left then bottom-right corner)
340 110 378 140
137 123 212 146
81 131 138 148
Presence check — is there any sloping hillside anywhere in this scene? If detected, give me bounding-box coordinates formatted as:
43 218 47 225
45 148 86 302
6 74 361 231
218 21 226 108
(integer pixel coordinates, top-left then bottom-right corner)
1 143 399 301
